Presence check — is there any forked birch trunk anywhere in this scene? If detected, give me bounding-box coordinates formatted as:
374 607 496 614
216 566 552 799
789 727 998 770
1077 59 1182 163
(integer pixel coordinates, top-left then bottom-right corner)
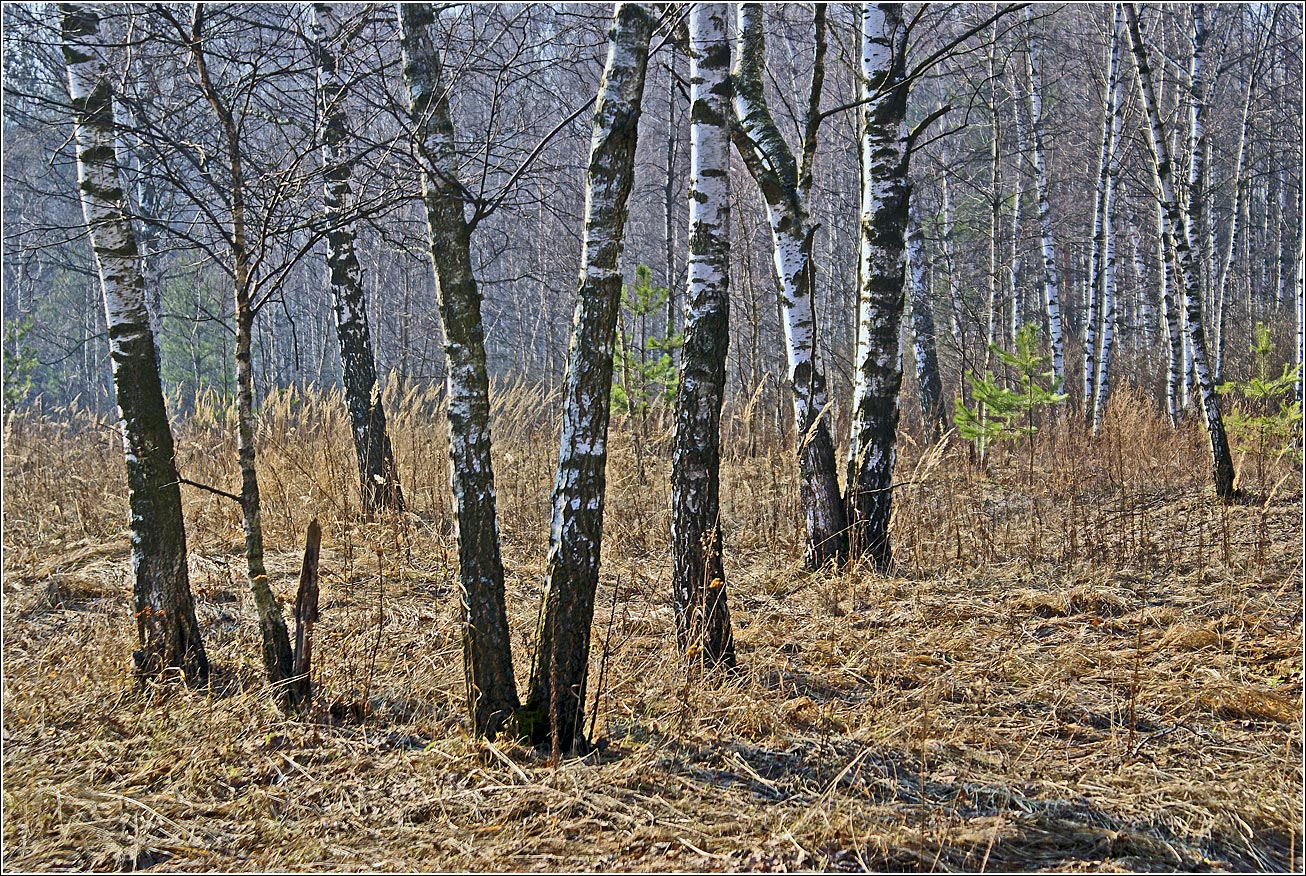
313 3 404 516
846 2 909 571
61 2 208 684
523 3 653 752
1125 2 1235 500
398 2 520 739
732 3 848 568
671 2 735 670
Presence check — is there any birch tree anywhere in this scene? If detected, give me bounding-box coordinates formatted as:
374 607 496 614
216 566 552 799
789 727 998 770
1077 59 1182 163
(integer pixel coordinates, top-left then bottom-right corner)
1212 70 1256 383
162 5 294 695
1023 10 1064 387
60 2 208 684
846 2 909 570
1158 200 1185 425
1091 7 1125 434
524 3 654 752
671 2 734 670
731 3 847 568
1125 2 1236 499
1086 5 1122 423
313 3 404 516
397 2 519 739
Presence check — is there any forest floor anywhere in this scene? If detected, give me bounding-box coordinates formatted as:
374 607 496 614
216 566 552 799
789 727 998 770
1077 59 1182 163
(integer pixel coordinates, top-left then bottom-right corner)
2 385 1302 872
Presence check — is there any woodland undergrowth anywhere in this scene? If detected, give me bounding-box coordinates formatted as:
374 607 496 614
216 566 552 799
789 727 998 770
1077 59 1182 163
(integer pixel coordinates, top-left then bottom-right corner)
2 381 1301 872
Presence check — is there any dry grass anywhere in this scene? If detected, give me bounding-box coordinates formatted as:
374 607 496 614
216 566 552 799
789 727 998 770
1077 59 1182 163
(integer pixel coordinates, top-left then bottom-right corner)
2 383 1302 872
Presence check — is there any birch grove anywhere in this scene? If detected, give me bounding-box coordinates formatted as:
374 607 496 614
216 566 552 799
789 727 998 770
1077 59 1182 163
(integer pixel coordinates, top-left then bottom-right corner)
8 3 1301 716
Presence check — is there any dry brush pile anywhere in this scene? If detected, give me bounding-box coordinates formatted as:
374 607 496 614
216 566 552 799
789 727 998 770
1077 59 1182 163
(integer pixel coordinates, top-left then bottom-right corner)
2 383 1301 872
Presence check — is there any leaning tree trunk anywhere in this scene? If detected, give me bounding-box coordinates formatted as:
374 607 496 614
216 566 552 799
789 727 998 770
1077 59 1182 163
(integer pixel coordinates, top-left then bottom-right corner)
61 2 208 684
671 2 735 671
846 2 909 571
732 3 847 568
186 6 294 696
313 3 403 517
523 3 653 752
397 2 519 739
1023 13 1064 387
1125 2 1235 500
907 216 946 441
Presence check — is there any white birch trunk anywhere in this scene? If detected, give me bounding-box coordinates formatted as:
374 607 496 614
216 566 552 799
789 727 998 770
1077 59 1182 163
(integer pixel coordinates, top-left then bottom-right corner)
1092 24 1125 435
671 3 735 669
846 2 909 570
397 2 519 739
731 2 847 567
525 3 653 752
1086 5 1122 418
1213 73 1256 383
1125 2 1235 499
314 3 404 516
61 2 208 683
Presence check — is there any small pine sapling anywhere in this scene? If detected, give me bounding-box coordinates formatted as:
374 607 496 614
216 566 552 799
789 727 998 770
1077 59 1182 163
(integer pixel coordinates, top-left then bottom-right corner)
613 265 681 483
1216 322 1303 492
613 265 680 414
955 324 1066 477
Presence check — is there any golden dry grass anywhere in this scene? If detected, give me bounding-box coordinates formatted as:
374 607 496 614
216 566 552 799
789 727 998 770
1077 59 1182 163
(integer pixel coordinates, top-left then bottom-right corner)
2 383 1302 872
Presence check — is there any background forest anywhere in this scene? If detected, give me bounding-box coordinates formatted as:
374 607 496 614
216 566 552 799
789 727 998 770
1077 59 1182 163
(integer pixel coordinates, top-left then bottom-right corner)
2 2 1303 872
